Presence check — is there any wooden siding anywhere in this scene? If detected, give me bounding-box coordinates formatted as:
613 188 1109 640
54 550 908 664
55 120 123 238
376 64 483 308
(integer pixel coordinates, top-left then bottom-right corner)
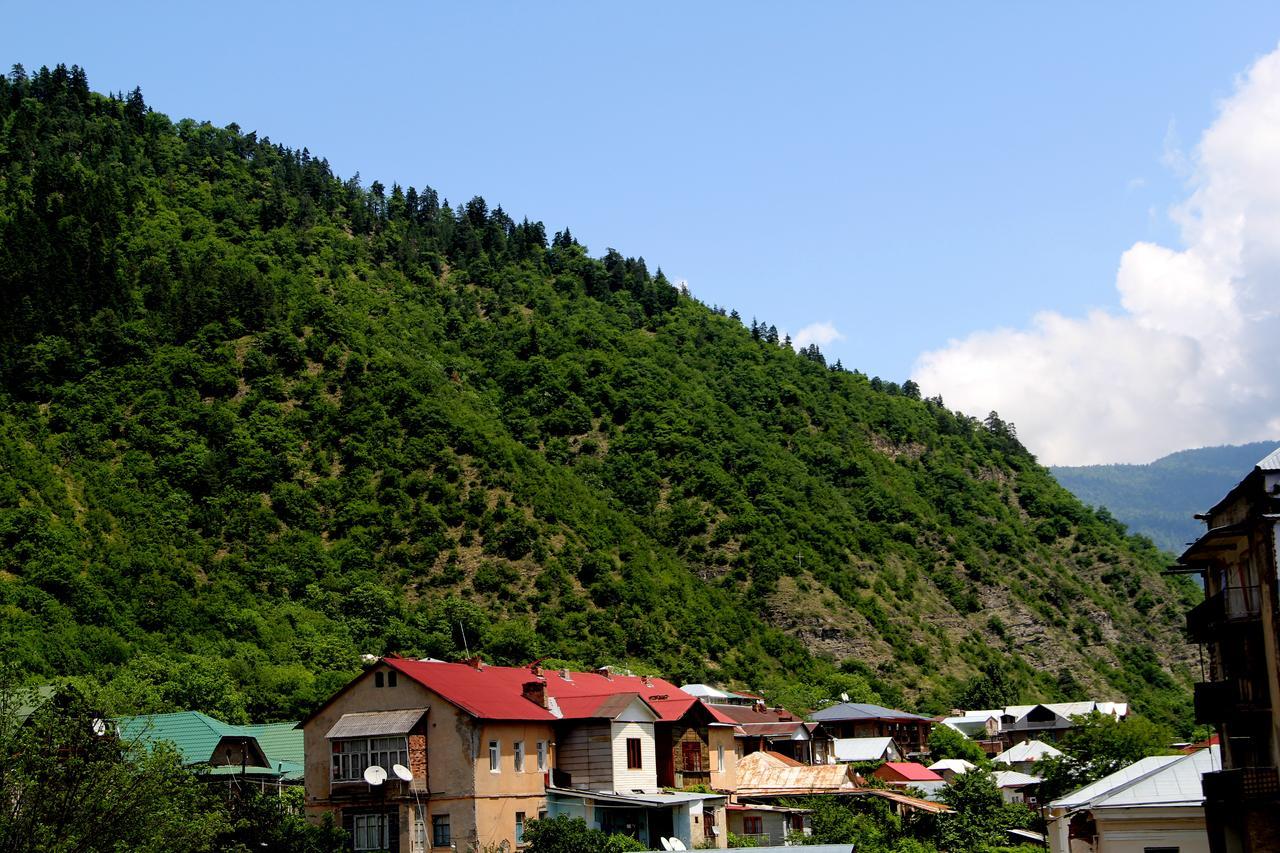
556 724 615 790
611 721 657 790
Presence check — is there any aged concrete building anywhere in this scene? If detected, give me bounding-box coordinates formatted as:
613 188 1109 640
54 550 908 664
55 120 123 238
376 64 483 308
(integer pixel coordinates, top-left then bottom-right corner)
1176 446 1280 853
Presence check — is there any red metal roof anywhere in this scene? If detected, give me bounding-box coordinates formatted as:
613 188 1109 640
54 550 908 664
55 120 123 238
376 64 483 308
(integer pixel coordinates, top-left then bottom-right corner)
874 762 943 782
383 659 702 722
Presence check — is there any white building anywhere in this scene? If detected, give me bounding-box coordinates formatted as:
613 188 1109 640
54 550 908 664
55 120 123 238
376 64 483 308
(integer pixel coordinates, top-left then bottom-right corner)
1046 746 1218 853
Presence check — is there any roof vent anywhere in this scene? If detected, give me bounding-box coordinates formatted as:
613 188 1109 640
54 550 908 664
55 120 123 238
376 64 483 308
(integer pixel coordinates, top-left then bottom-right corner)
597 666 613 680
559 668 572 681
642 675 653 687
465 657 485 670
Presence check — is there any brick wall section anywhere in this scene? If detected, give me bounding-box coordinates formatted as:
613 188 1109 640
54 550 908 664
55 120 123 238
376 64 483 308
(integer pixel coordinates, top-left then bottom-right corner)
408 728 428 792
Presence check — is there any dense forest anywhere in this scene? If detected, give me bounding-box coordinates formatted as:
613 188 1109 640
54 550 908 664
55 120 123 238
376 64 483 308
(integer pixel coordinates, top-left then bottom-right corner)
1052 441 1279 553
0 65 1201 732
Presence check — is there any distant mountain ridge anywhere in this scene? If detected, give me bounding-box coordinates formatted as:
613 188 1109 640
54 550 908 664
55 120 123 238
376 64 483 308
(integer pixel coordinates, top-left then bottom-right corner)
1051 442 1280 553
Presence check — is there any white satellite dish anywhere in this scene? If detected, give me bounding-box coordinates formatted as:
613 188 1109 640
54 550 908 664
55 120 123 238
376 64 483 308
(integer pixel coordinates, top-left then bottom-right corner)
90 718 108 737
364 765 388 786
659 839 673 852
670 840 688 851
840 692 850 702
393 763 414 782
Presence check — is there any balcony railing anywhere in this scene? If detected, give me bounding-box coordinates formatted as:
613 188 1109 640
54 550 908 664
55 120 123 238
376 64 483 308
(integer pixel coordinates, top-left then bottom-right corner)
1202 767 1280 803
1194 677 1270 725
1187 588 1262 642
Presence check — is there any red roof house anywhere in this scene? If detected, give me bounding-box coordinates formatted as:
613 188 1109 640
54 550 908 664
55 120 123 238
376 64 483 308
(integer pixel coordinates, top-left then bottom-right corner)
873 761 944 785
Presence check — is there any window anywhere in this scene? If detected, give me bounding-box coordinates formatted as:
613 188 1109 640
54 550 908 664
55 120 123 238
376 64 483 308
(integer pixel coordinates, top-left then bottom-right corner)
626 738 643 769
489 740 501 772
682 741 702 772
743 816 763 835
374 671 385 688
432 813 451 847
388 670 398 687
536 740 547 771
717 744 725 772
703 807 716 838
352 813 388 851
332 736 409 782
515 811 526 845
514 740 525 772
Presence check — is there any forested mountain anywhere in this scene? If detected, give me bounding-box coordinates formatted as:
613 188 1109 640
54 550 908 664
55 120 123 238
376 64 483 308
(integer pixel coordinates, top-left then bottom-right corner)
1051 442 1280 553
0 65 1200 732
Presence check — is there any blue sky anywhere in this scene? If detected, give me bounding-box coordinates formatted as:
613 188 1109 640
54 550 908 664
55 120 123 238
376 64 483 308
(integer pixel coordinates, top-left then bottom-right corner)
7 3 1280 462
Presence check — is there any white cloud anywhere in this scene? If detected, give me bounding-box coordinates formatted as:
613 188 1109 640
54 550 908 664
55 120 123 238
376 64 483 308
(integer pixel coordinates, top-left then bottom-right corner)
914 45 1280 465
793 321 845 350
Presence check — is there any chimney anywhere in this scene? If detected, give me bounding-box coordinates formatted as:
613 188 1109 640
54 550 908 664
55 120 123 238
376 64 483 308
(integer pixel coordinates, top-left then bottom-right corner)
522 680 548 708
531 662 543 678
597 666 613 681
465 656 485 670
642 675 653 688
755 699 767 714
559 668 572 682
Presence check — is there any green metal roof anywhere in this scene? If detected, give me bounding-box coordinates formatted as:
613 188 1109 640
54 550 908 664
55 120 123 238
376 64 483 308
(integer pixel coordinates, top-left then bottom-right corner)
115 712 305 779
8 685 55 725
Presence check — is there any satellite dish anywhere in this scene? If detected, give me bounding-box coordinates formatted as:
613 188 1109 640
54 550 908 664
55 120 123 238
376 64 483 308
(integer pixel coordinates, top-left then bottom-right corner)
670 840 688 851
660 839 673 851
90 718 108 737
841 692 850 702
364 765 388 786
393 763 414 782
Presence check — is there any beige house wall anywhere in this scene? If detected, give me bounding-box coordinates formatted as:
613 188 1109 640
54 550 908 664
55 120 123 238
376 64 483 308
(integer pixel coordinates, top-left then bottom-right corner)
303 663 554 852
708 726 738 791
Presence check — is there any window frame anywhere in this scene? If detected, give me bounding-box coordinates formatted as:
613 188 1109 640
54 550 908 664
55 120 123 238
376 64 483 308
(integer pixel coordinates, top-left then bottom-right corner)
514 740 525 773
515 811 526 845
536 740 547 772
432 812 452 847
626 737 643 770
331 736 409 783
489 739 501 773
352 812 389 851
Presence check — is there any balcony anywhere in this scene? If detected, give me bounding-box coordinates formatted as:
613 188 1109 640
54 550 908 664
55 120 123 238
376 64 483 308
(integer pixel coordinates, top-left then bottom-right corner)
1187 588 1262 643
1194 677 1271 725
1202 767 1280 803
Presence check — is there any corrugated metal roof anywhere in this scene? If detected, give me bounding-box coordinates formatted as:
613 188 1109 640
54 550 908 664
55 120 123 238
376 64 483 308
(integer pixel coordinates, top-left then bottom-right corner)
1256 446 1280 471
116 711 246 764
384 659 697 722
1050 754 1184 810
834 737 899 762
736 750 859 794
116 712 304 779
993 770 1042 788
1091 745 1219 809
809 702 932 723
737 722 809 739
875 762 943 782
324 708 427 739
928 758 976 774
994 739 1062 765
553 693 658 721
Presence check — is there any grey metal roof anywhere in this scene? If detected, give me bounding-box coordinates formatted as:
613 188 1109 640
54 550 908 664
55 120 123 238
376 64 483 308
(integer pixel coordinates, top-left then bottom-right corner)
324 708 427 739
1257 446 1280 471
809 702 932 722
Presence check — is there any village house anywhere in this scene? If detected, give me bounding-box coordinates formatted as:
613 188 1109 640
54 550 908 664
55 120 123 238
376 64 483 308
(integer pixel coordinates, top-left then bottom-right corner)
809 702 934 756
992 738 1061 774
300 658 730 852
1174 445 1280 853
1046 745 1218 853
692 693 833 764
725 802 812 846
940 702 1129 752
116 711 305 787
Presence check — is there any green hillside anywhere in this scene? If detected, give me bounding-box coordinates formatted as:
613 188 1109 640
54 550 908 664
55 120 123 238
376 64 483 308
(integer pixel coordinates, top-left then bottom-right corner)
1051 442 1279 553
0 65 1199 731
